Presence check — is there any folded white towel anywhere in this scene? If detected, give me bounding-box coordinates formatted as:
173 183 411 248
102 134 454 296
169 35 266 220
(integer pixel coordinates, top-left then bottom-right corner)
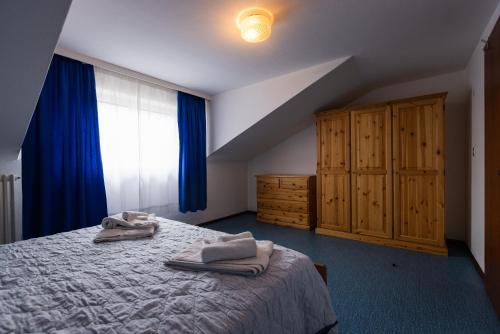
122 211 151 221
217 231 253 242
101 213 159 231
201 237 257 263
165 239 274 276
93 225 157 243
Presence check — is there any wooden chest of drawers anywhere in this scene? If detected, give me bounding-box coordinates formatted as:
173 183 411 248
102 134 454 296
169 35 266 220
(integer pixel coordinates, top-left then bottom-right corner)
256 175 316 230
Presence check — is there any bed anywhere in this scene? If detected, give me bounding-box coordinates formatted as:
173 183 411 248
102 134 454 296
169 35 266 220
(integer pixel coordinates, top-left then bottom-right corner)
0 218 337 333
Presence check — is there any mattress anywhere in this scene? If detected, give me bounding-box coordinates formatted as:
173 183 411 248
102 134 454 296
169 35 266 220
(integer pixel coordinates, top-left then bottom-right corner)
0 218 337 334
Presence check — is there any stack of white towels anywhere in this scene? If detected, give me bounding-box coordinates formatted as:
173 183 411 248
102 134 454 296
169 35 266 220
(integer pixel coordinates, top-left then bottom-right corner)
165 231 274 276
94 211 159 243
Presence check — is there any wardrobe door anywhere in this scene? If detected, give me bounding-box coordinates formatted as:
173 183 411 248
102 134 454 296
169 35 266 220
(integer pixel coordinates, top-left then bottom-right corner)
392 96 445 247
316 111 351 232
351 106 392 238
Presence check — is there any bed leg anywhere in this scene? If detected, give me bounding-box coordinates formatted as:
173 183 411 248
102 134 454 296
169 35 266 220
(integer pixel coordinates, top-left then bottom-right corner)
314 262 327 284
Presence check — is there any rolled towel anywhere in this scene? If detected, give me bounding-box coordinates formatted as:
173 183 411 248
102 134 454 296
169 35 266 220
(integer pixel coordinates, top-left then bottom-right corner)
201 237 257 263
101 214 159 231
165 240 273 276
217 231 253 242
122 211 150 221
93 225 157 243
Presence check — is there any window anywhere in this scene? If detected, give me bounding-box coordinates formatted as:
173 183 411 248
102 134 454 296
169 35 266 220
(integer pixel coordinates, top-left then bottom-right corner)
94 68 179 215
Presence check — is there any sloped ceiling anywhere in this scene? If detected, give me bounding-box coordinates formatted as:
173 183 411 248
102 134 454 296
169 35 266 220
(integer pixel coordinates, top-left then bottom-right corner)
59 0 499 96
0 0 72 161
209 57 350 153
206 0 499 160
211 57 367 160
56 0 498 161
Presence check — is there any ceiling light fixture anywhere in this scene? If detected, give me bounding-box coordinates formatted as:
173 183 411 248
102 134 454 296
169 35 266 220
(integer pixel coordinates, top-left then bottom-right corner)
236 8 274 43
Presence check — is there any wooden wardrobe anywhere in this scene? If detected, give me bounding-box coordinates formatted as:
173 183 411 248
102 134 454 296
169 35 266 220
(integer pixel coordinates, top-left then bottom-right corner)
315 93 447 255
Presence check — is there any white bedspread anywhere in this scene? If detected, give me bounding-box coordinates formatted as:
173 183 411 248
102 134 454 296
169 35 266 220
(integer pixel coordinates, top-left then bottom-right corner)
0 218 336 334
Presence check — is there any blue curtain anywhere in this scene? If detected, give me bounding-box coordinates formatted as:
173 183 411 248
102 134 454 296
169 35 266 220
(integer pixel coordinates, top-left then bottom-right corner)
22 55 108 239
177 91 207 213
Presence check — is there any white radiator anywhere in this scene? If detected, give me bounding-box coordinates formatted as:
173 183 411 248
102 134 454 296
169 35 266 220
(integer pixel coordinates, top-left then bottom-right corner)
0 174 18 244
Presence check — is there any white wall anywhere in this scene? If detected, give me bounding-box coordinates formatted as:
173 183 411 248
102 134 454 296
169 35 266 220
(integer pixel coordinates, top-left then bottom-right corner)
247 70 469 241
465 2 500 271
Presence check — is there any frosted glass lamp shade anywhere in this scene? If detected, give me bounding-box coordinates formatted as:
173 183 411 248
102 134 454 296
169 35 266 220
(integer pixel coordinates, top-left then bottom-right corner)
237 8 274 43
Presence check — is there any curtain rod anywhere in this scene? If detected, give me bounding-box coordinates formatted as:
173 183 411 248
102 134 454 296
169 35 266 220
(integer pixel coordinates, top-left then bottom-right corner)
54 47 212 100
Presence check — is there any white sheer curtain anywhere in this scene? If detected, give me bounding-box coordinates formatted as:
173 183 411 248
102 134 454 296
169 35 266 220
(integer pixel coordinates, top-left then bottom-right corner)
94 68 179 215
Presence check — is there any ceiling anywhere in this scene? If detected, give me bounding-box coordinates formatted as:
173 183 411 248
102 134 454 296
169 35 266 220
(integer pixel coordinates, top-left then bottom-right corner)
58 0 498 96
0 0 72 161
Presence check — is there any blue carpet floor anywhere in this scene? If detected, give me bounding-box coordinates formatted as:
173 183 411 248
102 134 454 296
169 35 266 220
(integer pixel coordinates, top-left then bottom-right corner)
204 212 499 334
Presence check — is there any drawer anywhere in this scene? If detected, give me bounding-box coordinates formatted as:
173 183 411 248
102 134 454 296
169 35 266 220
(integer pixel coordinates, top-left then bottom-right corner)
257 177 279 193
257 209 309 225
257 199 308 213
280 177 308 190
258 189 308 202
